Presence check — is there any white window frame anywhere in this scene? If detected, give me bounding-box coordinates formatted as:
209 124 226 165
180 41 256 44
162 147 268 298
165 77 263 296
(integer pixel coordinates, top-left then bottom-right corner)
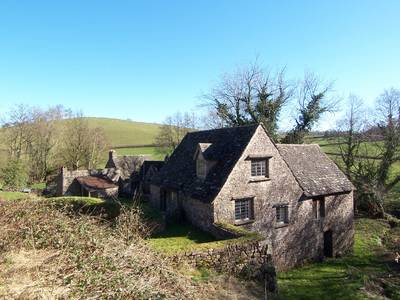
234 198 253 222
251 159 269 177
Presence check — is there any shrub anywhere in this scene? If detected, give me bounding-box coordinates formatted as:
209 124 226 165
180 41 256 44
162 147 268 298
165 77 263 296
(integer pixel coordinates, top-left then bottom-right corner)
0 159 28 191
48 196 120 219
0 199 206 299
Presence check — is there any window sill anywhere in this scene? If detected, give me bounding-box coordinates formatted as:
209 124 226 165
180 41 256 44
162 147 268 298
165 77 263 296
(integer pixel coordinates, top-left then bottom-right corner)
275 223 289 229
249 177 271 183
234 219 255 226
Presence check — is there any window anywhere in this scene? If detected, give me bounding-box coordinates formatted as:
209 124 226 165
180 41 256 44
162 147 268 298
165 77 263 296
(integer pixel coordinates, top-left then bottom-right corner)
170 191 178 202
319 198 325 218
312 197 325 219
312 200 318 219
251 159 269 177
196 159 207 178
235 198 253 222
276 205 289 224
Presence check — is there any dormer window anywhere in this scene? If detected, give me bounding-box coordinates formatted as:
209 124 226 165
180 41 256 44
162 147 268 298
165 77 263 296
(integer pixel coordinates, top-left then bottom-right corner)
195 143 215 179
196 158 207 178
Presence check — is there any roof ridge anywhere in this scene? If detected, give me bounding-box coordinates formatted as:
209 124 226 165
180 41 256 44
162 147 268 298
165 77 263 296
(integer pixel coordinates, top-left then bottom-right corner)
187 123 259 135
276 143 320 147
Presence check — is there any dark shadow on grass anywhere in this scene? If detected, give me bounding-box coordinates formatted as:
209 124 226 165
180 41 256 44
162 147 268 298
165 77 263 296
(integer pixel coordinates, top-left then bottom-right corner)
151 222 217 244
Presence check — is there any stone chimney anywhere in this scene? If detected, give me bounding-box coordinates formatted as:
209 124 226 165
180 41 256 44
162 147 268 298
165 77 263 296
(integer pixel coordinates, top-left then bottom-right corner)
109 150 116 161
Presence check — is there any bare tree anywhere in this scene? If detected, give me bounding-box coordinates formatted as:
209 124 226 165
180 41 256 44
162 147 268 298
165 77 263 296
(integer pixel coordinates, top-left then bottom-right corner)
1 105 70 181
337 94 366 177
376 88 400 191
282 72 336 144
352 88 400 216
59 113 109 170
204 61 294 141
26 105 70 181
155 112 196 155
2 104 33 159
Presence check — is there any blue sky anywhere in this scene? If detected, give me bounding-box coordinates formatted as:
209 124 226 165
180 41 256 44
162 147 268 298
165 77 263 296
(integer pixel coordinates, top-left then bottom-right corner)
0 0 399 129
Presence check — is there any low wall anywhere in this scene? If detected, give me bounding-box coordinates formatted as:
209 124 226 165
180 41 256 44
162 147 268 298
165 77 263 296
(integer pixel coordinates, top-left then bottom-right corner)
170 240 275 280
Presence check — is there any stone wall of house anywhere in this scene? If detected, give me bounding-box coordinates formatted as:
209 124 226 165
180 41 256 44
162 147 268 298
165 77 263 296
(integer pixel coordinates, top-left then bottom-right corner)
149 184 160 209
270 192 354 270
181 196 213 232
149 185 213 229
212 126 354 270
57 168 91 196
57 168 116 197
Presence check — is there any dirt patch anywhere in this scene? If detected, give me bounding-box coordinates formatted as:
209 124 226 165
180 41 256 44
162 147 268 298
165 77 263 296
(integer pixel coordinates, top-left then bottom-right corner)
0 249 68 300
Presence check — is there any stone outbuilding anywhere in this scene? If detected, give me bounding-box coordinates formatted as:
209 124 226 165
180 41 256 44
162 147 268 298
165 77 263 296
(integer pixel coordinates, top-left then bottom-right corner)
56 167 120 199
105 150 150 197
150 124 354 270
138 160 165 195
53 150 162 199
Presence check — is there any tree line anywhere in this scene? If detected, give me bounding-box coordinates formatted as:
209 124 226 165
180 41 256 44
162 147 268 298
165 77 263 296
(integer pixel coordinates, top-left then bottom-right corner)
156 61 337 154
0 105 108 190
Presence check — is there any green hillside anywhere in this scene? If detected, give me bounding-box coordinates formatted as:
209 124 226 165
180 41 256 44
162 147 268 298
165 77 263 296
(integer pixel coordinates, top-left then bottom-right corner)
0 118 163 167
86 117 161 147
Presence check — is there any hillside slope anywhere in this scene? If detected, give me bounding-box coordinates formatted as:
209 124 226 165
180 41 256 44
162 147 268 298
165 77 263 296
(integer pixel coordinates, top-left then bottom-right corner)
0 117 161 149
86 117 161 146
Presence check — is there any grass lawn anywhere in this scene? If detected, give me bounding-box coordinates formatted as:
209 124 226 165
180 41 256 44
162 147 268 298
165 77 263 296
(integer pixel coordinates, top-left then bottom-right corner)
29 182 46 189
147 222 235 254
278 218 399 300
147 217 399 299
0 191 31 201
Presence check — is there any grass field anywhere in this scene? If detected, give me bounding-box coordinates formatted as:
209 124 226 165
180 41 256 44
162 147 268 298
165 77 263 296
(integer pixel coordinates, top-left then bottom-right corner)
0 117 164 169
86 117 161 146
110 146 165 160
0 117 161 149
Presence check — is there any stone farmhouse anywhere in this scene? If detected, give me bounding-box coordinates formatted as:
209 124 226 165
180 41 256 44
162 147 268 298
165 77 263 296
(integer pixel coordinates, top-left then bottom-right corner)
150 124 354 270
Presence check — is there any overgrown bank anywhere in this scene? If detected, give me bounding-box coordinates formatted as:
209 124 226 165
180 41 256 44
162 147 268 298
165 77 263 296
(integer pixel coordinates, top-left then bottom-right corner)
0 198 266 299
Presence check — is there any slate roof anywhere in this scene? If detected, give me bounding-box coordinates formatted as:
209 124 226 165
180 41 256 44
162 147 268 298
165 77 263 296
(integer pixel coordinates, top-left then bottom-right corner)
76 176 118 190
276 144 354 197
137 160 165 181
152 124 259 202
106 153 150 180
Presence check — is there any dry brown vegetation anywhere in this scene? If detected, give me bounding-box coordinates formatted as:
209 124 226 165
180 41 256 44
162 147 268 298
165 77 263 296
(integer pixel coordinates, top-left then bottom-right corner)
0 199 264 299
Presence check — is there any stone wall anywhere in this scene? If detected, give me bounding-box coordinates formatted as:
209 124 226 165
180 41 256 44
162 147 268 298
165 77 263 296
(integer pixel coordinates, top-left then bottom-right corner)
149 185 214 229
149 184 160 209
57 168 91 196
181 196 213 232
170 240 277 296
170 240 271 275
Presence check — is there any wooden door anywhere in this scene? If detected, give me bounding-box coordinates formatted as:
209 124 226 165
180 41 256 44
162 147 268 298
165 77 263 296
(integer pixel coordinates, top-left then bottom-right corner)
324 230 333 257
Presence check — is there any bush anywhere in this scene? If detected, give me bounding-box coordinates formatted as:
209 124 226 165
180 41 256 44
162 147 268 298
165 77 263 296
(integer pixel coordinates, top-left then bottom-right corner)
49 196 121 219
0 159 28 190
0 199 206 299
